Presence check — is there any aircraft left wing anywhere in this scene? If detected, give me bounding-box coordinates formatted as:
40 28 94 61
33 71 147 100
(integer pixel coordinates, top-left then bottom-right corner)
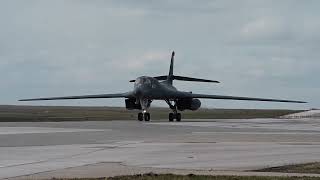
19 92 133 101
190 93 306 103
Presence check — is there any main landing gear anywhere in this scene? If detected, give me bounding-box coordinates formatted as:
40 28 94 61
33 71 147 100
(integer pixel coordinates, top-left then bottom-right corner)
138 112 150 121
169 112 181 122
166 99 182 122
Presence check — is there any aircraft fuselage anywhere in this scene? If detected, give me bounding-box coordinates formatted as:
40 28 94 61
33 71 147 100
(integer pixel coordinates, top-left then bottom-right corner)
132 76 190 110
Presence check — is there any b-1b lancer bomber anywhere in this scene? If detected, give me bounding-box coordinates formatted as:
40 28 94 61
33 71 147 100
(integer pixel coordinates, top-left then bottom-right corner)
20 52 306 121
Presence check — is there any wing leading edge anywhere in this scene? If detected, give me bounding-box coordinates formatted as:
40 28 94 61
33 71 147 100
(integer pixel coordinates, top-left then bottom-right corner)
190 93 306 103
19 92 132 101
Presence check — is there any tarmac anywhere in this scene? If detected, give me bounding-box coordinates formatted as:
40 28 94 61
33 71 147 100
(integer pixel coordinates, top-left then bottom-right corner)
1 118 320 179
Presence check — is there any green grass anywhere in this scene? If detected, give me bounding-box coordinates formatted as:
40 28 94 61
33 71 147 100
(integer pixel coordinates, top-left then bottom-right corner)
0 105 303 122
50 174 320 180
255 162 320 174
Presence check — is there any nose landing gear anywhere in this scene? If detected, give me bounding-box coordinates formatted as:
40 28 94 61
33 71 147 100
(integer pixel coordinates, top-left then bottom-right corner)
138 112 143 121
137 98 152 122
144 112 150 121
138 112 150 121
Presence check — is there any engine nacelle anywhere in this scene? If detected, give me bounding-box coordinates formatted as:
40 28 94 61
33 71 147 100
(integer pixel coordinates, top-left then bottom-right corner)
190 98 201 110
125 98 142 110
177 98 201 111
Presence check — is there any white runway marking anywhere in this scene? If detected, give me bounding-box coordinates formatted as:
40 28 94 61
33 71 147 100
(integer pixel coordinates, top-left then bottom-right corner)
0 127 107 135
192 131 320 135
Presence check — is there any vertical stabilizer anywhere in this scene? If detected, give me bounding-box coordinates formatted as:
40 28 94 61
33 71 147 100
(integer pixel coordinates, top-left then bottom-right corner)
167 51 175 85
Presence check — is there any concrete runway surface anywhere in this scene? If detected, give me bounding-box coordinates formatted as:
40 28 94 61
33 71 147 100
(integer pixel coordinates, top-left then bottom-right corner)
1 118 320 179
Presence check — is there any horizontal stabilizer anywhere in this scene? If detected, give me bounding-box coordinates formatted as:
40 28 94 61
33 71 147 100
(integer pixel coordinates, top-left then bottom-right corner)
130 75 219 83
130 76 167 82
173 76 220 83
153 76 168 81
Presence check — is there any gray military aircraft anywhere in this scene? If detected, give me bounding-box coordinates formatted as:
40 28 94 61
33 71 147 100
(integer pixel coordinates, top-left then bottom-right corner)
20 51 306 121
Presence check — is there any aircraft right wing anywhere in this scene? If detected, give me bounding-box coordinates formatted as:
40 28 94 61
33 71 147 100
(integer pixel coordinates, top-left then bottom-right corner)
190 93 306 103
19 92 133 101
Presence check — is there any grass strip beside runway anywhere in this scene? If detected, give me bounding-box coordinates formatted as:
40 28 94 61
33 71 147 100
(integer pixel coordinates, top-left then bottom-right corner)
255 162 320 174
52 174 320 180
0 105 302 121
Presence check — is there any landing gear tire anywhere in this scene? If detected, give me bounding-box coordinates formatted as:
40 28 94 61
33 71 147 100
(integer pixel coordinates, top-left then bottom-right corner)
176 113 181 122
168 112 182 122
144 113 151 121
138 113 143 121
169 113 174 122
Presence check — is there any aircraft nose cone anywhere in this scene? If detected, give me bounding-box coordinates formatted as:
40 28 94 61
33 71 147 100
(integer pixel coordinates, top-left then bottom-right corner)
133 87 142 97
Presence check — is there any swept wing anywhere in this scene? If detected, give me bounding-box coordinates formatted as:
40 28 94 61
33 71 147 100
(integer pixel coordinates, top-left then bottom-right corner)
190 93 306 103
19 92 132 101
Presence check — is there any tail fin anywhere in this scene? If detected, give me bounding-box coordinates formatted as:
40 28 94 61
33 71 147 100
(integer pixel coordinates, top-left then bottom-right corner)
130 51 220 84
167 51 175 85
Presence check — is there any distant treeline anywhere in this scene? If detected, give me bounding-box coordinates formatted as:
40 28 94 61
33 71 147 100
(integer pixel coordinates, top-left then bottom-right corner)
0 105 304 122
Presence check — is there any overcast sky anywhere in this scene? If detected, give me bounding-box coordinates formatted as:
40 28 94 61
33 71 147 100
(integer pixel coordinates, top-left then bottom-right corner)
0 0 318 109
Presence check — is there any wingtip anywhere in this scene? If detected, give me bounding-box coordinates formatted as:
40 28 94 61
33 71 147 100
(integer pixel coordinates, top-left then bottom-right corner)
210 80 220 83
292 100 307 103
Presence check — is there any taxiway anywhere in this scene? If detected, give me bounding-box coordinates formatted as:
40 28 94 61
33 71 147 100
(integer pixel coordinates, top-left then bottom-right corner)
1 118 320 179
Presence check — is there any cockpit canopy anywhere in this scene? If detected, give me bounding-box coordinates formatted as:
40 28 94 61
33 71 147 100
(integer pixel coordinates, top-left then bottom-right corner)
134 76 151 87
134 76 158 89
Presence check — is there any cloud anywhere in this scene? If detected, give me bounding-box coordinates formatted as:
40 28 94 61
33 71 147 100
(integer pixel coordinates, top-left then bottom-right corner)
106 0 221 16
115 51 170 70
0 0 318 109
241 17 290 41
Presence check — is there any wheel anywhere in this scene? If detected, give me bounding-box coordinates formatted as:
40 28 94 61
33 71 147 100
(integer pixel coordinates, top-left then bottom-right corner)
138 113 143 121
169 113 174 122
144 113 150 121
176 113 181 122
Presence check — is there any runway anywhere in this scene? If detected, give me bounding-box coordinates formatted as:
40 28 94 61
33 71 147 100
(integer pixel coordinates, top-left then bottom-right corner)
1 118 320 179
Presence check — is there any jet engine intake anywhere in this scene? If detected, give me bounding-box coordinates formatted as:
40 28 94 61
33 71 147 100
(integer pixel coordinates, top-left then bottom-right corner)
177 98 201 111
125 98 142 110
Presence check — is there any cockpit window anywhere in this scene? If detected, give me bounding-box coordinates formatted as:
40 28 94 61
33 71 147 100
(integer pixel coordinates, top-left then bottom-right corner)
134 77 155 88
145 78 151 85
134 78 141 88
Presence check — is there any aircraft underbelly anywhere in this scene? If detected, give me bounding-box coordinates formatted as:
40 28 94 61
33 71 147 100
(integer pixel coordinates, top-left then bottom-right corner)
141 88 190 100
